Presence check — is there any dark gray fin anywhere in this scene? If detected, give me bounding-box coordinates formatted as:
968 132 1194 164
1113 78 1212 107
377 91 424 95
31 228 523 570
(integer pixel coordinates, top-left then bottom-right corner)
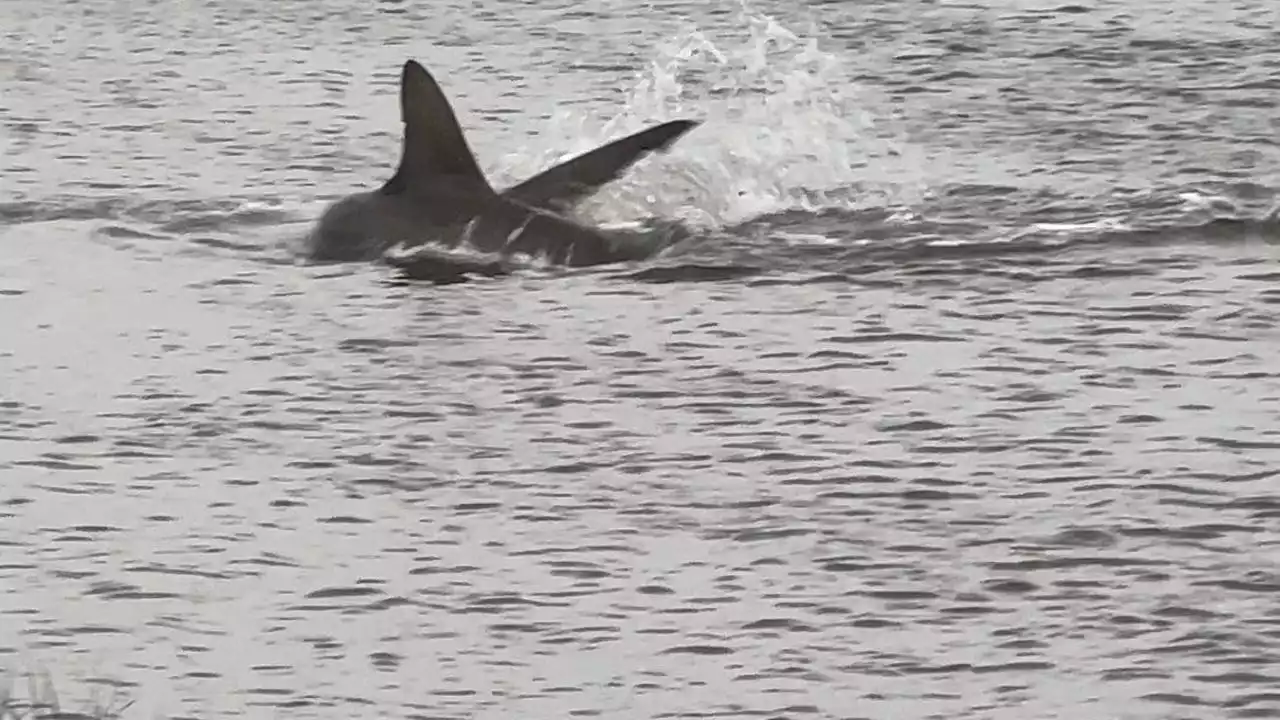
501 119 700 213
380 60 494 195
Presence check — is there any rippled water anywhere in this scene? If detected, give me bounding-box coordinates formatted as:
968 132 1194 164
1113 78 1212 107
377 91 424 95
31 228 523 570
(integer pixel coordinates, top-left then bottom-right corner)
3 0 1280 718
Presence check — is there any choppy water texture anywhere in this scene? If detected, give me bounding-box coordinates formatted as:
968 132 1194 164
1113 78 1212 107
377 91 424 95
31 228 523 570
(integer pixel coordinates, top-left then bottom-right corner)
3 0 1280 718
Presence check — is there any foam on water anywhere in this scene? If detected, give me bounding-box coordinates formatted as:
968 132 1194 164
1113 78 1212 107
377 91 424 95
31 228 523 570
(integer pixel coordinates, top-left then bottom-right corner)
496 2 928 230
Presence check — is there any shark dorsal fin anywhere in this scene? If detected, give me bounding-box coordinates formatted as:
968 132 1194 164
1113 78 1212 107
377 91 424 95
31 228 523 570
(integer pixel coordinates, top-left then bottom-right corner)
502 119 700 213
381 59 492 195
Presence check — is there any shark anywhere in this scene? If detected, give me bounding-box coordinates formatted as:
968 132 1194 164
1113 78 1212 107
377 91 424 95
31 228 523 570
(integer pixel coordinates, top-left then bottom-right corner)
306 59 700 277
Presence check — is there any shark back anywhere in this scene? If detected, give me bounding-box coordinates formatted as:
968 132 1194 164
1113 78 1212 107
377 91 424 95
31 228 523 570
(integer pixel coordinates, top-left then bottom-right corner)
396 192 661 268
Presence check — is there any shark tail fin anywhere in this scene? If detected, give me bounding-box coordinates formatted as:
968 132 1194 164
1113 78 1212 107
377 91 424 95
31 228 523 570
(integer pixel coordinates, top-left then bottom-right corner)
381 60 494 195
502 119 700 213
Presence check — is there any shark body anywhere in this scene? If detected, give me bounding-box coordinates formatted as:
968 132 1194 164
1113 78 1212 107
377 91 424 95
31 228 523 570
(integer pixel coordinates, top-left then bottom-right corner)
307 60 700 274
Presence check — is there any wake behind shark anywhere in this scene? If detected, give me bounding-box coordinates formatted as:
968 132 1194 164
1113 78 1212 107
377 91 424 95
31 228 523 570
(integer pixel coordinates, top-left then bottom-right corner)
307 59 701 277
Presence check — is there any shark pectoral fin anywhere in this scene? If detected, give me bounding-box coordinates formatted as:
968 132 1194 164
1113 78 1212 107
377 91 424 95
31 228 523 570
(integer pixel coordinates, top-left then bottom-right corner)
502 118 701 213
380 59 495 195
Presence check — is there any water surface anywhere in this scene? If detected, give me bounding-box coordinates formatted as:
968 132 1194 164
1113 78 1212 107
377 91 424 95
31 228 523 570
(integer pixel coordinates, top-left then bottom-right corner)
2 1 1280 719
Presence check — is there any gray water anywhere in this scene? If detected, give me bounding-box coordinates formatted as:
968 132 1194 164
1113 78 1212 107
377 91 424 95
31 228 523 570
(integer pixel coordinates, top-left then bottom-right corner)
3 0 1280 718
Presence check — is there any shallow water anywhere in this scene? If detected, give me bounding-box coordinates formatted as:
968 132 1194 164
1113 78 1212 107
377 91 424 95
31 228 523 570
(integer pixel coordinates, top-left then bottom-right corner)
2 1 1280 719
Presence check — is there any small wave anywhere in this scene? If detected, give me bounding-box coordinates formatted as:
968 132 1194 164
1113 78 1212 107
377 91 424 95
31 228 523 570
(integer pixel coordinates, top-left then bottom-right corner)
724 182 1280 265
0 195 305 231
0 197 131 226
615 263 764 284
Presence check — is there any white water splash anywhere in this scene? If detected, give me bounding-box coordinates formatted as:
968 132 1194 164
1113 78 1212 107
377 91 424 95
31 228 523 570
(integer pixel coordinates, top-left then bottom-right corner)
497 2 929 230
